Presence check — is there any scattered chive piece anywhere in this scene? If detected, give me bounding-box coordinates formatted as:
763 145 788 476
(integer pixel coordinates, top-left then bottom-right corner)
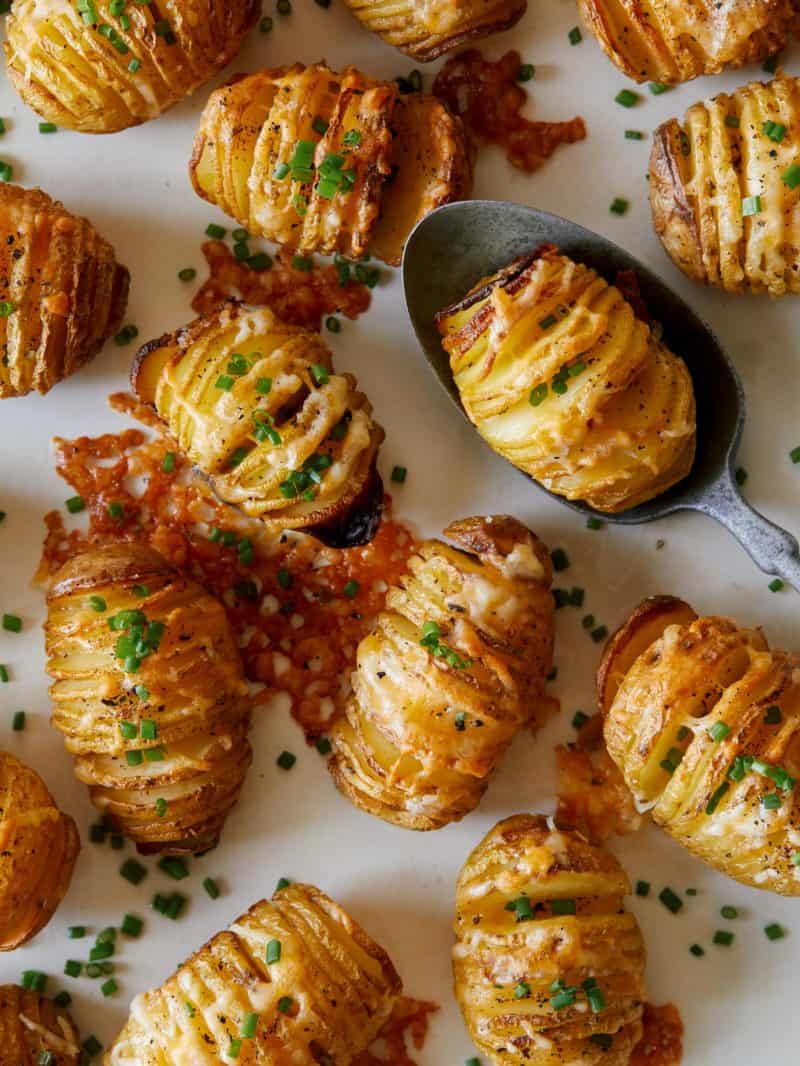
310 363 330 385
705 781 729 815
121 914 143 937
241 1012 259 1039
259 14 272 31
551 898 576 916
0 665 7 682
275 877 290 892
38 122 57 133
708 721 730 742
763 52 780 74
763 119 787 142
635 880 650 897
266 938 282 964
178 267 196 282
610 197 629 216
162 452 176 473
326 316 341 333
119 721 138 740
762 792 782 810
586 985 606 1013
782 163 800 189
216 374 235 391
82 1036 102 1058
101 979 118 997
764 705 782 724
155 798 168 818
568 26 581 44
725 114 740 128
572 710 590 730
390 465 407 484
141 719 157 740
550 548 569 571
721 906 738 920
185 1001 196 1016
765 923 786 941
53 991 71 1008
685 888 697 896
529 383 548 406
659 887 683 914
586 516 603 530
735 466 748 485
89 595 107 612
202 877 220 899
466 1060 481 1066
690 944 705 957
615 89 639 108
790 445 800 463
205 223 226 239
625 129 644 140
277 996 293 1014
120 858 147 885
67 926 86 939
64 960 81 978
277 750 296 771
228 1038 242 1059
515 982 532 1000
12 710 25 731
713 929 734 946
539 314 557 330
741 195 762 217
65 495 85 514
648 81 669 94
126 750 143 767
316 737 332 755
343 580 359 599
158 856 189 881
768 578 784 592
517 62 535 81
591 625 608 643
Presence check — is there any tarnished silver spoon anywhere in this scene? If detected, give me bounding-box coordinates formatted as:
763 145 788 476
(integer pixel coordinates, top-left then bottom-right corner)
402 199 800 591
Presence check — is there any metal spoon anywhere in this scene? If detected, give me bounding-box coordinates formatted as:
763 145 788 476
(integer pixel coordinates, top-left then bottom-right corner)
402 198 800 591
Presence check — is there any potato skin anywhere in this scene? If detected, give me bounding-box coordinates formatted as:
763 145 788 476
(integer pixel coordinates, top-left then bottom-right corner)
437 247 696 513
45 543 252 855
131 302 385 547
329 516 555 830
5 0 260 134
601 596 800 894
0 753 80 951
453 814 646 1065
189 64 471 265
0 984 81 1064
342 0 527 62
578 0 796 85
106 882 402 1065
0 183 128 399
650 76 800 295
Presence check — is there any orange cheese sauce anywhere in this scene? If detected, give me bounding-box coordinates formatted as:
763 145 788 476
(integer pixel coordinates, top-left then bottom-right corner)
38 393 417 744
632 1003 684 1066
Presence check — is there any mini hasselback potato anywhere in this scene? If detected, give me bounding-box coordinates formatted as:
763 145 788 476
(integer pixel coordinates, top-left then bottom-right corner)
453 814 646 1065
0 984 81 1064
45 543 252 855
189 63 472 265
132 302 385 548
329 516 555 830
650 76 800 295
0 183 129 399
5 0 260 134
578 0 796 85
436 247 696 513
600 596 800 894
0 752 80 951
106 881 402 1064
341 0 527 62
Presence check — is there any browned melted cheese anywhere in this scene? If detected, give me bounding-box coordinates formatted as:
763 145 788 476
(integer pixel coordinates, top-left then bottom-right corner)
632 1003 684 1066
357 998 439 1066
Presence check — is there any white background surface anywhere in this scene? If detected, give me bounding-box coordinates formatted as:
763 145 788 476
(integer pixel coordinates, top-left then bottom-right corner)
0 2 798 1062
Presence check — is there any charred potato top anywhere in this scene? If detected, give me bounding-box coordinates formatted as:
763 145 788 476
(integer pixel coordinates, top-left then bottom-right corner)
106 881 401 1064
601 596 800 894
190 63 472 265
578 0 796 85
5 0 260 134
650 75 800 295
329 516 555 830
0 984 81 1064
453 814 646 1065
0 752 80 951
45 543 252 855
0 183 128 399
437 247 696 513
341 0 527 62
132 302 385 548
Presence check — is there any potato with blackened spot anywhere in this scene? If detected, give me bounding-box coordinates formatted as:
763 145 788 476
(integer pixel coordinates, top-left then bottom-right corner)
5 0 260 134
45 543 252 855
329 516 554 829
437 247 696 513
578 0 795 85
0 984 81 1064
106 882 402 1064
341 0 527 62
0 183 128 399
189 63 472 266
601 596 800 894
453 814 646 1065
0 752 80 951
650 76 800 295
132 302 385 548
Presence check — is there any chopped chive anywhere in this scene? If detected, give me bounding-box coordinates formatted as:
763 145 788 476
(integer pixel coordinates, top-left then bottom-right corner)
64 960 81 978
343 580 359 599
659 887 683 914
572 710 590 730
155 797 167 818
266 938 282 964
705 781 729 815
529 382 548 406
735 466 748 485
178 267 196 282
720 906 738 920
741 195 762 217
610 197 629 215
89 595 107 612
275 877 290 892
648 82 669 94
310 363 330 385
551 898 576 916
126 750 143 767
0 664 7 682
120 858 147 885
625 129 644 140
708 721 730 742
615 89 639 108
763 119 787 143
504 896 533 921
53 991 72 1008
65 495 85 514
713 929 734 947
277 750 296 770
202 877 220 899
635 880 650 897
586 516 603 530
567 26 581 44
316 737 332 755
689 944 705 957
762 792 782 810
768 578 784 592
121 914 143 937
101 979 118 997
67 926 86 939
241 1011 259 1038
205 223 226 239
539 314 557 330
782 162 800 189
277 996 293 1014
158 856 188 880
228 1039 242 1059
11 710 25 731
550 548 569 571
390 465 407 483
591 625 608 643
216 375 235 391
38 122 58 133
764 705 782 724
162 452 176 473
725 114 740 128
764 923 786 941
515 982 532 1000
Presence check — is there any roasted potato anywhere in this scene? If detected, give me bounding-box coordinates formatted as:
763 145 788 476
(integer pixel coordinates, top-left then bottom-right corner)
453 814 647 1065
600 596 800 894
437 247 696 513
0 985 81 1065
650 76 800 295
5 0 260 134
329 516 555 830
106 881 402 1064
0 183 129 399
0 752 80 951
578 0 796 85
132 302 385 548
341 0 527 62
189 63 472 266
45 543 252 855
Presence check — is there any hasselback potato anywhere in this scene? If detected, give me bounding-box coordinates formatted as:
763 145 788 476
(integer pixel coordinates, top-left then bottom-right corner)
0 752 80 951
5 0 260 134
0 984 81 1064
650 76 800 295
106 881 402 1064
45 543 252 855
578 0 796 85
437 247 696 513
132 302 385 548
0 183 129 399
341 0 527 61
453 814 646 1065
600 596 800 895
190 63 472 266
329 516 555 830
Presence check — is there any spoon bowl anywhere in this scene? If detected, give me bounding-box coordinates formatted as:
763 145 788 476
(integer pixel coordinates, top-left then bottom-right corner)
403 199 800 589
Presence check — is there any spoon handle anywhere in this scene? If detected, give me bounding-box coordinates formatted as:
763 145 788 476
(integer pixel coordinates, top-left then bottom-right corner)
697 477 800 591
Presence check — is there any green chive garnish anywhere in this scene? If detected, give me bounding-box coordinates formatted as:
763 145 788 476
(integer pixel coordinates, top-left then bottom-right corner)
659 887 683 914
